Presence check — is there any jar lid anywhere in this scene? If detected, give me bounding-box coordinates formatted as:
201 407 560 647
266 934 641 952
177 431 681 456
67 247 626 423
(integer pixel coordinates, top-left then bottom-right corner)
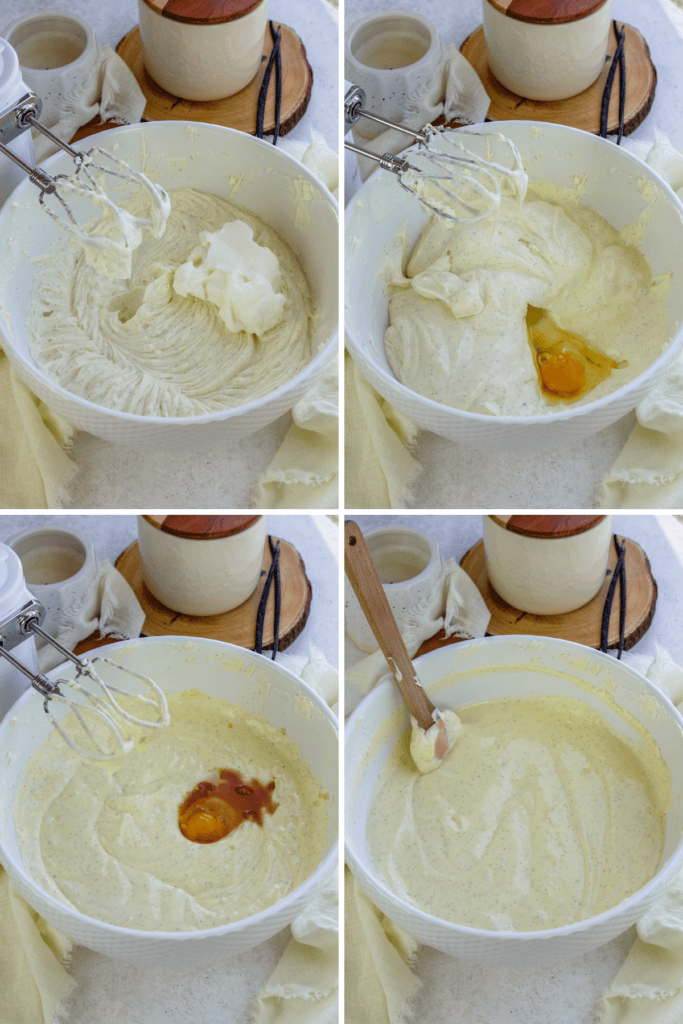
488 515 607 539
140 0 263 26
142 515 262 540
484 0 609 25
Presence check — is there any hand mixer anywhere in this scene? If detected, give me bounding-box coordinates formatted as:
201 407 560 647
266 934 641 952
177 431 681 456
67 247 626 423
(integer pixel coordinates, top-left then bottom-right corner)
344 85 524 224
0 91 169 250
0 598 169 761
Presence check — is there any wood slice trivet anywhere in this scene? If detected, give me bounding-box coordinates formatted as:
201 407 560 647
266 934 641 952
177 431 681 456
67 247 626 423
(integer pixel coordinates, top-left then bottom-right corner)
459 21 656 137
115 23 312 136
458 535 656 651
105 536 311 652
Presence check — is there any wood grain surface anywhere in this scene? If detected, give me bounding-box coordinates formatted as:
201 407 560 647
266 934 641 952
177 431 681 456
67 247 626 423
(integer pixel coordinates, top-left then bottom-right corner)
116 22 312 136
103 536 312 652
460 21 656 136
459 535 656 650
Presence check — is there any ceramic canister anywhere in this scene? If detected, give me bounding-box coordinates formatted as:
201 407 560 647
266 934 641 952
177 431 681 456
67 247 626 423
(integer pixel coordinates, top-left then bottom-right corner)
345 525 443 652
482 0 612 101
0 542 39 722
483 514 613 615
138 515 267 616
137 0 269 102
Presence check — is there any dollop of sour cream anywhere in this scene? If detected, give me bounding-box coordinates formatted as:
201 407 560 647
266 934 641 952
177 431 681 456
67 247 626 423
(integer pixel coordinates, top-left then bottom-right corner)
409 709 462 774
173 220 286 337
27 188 313 417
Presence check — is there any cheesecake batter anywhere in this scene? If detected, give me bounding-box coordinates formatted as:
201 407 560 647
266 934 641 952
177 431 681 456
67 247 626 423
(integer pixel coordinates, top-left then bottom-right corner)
368 695 670 931
383 169 671 416
14 690 329 931
26 187 313 417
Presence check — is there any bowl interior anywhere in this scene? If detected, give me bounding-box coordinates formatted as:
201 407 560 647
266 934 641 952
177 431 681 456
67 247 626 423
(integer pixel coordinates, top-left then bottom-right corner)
0 121 338 425
346 636 683 961
0 637 338 937
345 121 683 430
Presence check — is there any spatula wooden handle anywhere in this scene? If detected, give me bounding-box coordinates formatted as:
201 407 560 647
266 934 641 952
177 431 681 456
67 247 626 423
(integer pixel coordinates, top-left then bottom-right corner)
345 520 435 731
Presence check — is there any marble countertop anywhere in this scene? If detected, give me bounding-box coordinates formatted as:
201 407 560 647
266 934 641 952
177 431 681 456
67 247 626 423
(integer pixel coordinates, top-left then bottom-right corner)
0 0 338 510
345 0 683 509
0 512 339 1024
345 512 683 1024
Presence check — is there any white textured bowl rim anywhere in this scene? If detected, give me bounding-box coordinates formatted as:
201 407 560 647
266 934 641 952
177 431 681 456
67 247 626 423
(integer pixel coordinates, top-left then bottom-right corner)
345 634 683 943
345 120 683 427
3 120 339 427
0 635 339 941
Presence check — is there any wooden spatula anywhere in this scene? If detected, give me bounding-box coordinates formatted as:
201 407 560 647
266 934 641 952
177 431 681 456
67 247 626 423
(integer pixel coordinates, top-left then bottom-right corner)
345 520 452 766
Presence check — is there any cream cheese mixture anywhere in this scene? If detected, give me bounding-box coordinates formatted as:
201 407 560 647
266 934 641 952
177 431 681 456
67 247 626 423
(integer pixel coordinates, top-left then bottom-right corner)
383 167 672 416
14 690 328 931
368 695 671 932
26 187 314 417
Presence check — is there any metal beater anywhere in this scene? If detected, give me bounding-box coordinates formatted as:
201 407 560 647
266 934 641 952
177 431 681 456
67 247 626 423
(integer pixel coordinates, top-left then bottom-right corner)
0 91 170 246
0 599 169 761
345 85 525 224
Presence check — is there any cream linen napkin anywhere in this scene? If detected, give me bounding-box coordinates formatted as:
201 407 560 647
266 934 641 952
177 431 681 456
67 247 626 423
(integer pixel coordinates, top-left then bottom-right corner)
600 130 683 508
31 43 145 161
600 644 683 1023
0 867 75 1024
344 350 421 509
0 353 77 509
252 644 339 1023
345 866 421 1024
254 132 340 510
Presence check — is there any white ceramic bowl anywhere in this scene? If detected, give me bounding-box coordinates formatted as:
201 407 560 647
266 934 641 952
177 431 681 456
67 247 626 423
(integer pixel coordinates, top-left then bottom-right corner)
345 121 683 451
0 121 338 452
0 636 338 965
346 635 683 967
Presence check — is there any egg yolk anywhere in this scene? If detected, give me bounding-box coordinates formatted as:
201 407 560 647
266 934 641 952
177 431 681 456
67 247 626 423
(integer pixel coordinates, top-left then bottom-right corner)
179 770 278 844
526 306 620 403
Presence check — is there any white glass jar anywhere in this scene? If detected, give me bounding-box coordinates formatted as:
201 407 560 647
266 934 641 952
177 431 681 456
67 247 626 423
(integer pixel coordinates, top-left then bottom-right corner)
345 525 443 651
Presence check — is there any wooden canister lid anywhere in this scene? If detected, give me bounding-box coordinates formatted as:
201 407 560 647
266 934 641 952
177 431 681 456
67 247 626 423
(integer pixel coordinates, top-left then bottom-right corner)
484 0 609 25
487 515 607 539
142 515 262 539
140 0 263 26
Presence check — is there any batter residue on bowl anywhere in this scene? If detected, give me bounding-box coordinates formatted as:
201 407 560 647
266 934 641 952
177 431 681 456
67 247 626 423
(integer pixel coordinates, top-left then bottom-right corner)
26 187 314 417
14 689 329 930
367 694 671 932
382 158 671 416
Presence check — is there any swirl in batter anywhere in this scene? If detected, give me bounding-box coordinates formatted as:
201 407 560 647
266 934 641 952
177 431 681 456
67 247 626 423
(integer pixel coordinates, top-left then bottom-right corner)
14 690 329 931
26 188 314 417
367 695 670 931
383 176 671 416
